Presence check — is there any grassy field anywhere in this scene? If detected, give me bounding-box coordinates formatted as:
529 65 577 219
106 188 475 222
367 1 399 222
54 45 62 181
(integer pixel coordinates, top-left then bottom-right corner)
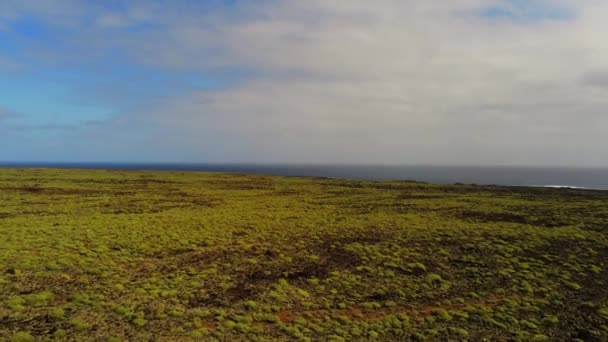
0 168 607 341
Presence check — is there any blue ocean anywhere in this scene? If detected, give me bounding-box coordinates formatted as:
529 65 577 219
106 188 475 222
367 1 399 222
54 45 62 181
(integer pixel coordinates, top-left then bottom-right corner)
1 163 607 190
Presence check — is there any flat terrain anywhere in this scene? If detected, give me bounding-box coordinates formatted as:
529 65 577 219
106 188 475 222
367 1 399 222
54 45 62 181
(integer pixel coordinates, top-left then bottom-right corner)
0 168 607 341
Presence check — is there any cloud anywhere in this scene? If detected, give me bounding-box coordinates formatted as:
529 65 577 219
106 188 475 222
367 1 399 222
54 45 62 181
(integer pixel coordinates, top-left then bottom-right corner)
114 0 606 165
0 108 21 136
0 107 20 121
1 0 608 165
0 56 20 71
0 108 80 133
582 70 608 88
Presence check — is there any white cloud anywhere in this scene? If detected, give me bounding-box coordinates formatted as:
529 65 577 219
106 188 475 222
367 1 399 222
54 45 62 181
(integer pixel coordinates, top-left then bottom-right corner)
112 0 606 165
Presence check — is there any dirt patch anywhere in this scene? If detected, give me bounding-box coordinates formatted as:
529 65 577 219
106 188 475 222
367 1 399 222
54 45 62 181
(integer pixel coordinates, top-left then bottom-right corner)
452 209 570 227
199 178 276 191
273 190 306 196
395 194 451 200
0 186 126 197
0 212 14 219
277 293 516 323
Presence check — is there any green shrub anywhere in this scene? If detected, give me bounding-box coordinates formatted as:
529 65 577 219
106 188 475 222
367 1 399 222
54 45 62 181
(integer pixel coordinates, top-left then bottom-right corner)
53 329 67 338
408 262 427 273
520 320 539 330
224 320 237 329
412 332 426 341
433 309 453 321
132 317 146 327
11 332 35 342
8 296 26 312
296 289 310 298
448 327 468 337
73 294 92 305
50 307 66 319
425 273 443 284
70 318 90 331
543 315 559 324
565 282 582 290
244 300 258 310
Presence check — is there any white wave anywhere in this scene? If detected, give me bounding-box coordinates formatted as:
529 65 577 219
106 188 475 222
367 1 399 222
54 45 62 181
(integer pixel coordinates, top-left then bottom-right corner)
539 185 589 189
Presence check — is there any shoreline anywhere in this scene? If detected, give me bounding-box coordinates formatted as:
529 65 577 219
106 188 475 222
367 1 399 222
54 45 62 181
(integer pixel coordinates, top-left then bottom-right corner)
0 164 606 192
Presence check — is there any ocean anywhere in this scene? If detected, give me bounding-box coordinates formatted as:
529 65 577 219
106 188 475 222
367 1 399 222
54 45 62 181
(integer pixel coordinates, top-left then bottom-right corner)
1 163 607 190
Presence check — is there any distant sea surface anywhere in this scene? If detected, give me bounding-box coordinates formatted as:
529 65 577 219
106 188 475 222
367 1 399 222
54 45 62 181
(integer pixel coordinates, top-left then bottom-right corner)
1 163 607 190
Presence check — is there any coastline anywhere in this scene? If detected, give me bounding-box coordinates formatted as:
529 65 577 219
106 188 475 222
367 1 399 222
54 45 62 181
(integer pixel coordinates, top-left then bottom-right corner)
0 164 606 192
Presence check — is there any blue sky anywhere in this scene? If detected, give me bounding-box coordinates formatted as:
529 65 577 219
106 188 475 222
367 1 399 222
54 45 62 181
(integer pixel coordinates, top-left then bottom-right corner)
479 0 575 22
0 3 245 125
1 1 607 166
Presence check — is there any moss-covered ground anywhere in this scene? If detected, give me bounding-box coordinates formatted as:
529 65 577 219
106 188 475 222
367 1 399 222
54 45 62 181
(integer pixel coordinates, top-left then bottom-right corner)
1 168 607 341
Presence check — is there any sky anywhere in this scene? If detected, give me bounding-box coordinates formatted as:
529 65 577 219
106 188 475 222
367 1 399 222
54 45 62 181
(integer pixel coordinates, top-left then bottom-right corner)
0 0 607 166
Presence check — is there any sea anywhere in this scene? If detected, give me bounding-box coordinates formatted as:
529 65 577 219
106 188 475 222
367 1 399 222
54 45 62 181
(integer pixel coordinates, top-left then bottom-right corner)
1 163 607 191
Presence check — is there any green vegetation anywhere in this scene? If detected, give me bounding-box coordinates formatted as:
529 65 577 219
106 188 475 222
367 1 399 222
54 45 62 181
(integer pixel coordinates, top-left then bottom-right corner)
1 167 607 341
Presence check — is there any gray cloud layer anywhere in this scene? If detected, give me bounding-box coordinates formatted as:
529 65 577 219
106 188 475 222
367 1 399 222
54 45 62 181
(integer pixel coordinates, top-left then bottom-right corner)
2 0 608 165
